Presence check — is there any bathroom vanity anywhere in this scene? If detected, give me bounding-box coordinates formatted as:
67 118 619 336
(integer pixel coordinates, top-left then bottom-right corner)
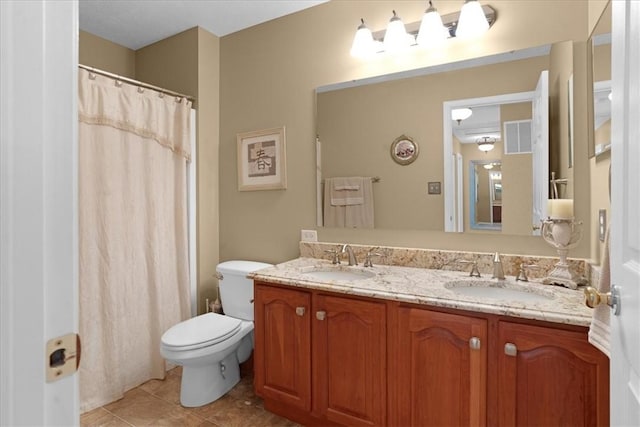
251 253 608 427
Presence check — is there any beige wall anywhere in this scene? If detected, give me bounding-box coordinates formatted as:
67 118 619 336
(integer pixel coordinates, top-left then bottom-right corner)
589 0 611 38
220 0 590 262
196 29 221 312
549 40 574 199
79 30 135 78
500 102 533 236
80 28 221 314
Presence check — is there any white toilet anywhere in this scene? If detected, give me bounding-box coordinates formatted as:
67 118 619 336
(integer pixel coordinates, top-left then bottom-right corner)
160 260 272 407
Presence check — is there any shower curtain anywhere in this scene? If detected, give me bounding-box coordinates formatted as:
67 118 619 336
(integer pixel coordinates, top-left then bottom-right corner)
78 68 192 412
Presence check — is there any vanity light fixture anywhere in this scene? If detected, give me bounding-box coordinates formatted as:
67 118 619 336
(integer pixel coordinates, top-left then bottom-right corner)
456 0 490 39
483 163 494 170
451 107 473 124
350 1 496 58
476 136 496 152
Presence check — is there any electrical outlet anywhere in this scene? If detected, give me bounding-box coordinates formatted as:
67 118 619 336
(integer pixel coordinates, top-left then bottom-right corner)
301 229 318 242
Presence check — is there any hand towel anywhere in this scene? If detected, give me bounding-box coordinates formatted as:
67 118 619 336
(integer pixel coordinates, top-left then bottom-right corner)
323 178 346 228
330 177 364 206
345 177 374 228
323 177 374 228
588 225 610 358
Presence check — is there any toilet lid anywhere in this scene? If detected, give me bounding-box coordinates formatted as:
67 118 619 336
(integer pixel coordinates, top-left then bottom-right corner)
161 313 242 350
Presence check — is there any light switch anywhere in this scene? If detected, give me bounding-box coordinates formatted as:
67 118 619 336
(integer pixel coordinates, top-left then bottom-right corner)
427 182 441 195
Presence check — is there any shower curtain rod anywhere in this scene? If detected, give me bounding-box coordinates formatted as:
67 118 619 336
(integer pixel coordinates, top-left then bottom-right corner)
78 64 196 102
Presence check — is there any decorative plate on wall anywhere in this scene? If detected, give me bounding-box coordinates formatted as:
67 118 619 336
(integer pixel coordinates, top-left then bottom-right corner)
390 134 419 165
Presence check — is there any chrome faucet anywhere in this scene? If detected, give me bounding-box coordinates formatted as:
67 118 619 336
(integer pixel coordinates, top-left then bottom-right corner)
492 252 505 280
341 244 358 266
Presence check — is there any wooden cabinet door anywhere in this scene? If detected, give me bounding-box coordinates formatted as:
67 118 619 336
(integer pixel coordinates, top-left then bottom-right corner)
254 284 311 411
393 306 488 427
497 321 610 427
312 294 386 426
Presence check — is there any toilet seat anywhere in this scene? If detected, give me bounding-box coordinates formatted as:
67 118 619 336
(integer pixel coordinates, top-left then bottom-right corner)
161 313 242 351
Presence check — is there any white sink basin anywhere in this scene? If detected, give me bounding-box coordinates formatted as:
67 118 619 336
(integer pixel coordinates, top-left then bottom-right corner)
445 280 554 303
300 267 375 281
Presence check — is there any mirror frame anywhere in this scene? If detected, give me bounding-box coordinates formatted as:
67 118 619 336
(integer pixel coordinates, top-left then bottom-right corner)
587 1 612 159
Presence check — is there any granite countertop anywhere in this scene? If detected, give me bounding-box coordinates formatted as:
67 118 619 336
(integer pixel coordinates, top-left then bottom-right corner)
250 257 594 327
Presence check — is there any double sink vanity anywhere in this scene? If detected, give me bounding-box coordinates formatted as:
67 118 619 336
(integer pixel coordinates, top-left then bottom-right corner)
250 242 608 427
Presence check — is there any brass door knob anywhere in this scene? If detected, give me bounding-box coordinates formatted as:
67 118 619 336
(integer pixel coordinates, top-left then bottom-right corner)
584 285 621 315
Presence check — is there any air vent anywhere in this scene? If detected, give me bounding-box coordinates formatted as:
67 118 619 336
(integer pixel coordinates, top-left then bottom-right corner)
504 120 532 154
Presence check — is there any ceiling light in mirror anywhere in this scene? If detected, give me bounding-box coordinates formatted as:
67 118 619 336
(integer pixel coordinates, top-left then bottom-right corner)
452 107 473 124
456 0 490 39
476 136 496 152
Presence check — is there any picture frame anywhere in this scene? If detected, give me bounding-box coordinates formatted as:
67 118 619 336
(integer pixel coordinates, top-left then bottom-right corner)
237 126 287 191
390 134 419 165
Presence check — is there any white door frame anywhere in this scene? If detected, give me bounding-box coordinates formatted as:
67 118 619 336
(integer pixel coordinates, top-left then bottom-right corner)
0 1 79 425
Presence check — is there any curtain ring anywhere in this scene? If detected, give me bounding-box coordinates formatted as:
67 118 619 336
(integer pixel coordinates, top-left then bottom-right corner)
175 96 183 103
158 92 165 99
114 80 123 88
137 87 145 94
88 72 97 80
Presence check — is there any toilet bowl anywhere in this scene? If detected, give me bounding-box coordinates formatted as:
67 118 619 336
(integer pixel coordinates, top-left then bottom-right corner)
160 260 272 407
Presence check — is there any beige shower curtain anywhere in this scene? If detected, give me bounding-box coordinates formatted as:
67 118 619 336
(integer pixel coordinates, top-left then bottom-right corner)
78 68 192 412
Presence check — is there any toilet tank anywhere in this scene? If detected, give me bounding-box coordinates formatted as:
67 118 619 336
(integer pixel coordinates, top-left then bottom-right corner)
216 260 272 321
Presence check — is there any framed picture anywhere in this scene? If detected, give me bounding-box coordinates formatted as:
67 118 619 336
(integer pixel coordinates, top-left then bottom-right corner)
390 134 419 165
237 126 287 191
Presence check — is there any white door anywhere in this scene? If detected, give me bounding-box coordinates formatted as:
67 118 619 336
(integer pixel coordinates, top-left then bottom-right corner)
610 1 640 425
0 1 79 425
531 70 549 235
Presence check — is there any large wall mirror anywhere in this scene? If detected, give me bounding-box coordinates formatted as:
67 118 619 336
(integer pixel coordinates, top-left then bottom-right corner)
316 41 575 236
589 1 611 158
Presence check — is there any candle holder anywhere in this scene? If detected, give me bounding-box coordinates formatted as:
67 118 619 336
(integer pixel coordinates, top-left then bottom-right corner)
540 217 586 289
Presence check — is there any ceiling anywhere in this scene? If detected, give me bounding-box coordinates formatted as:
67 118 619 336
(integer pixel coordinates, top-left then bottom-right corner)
79 0 329 50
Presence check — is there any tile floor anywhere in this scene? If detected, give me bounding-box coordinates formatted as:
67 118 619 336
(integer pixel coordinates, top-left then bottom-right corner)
80 367 300 427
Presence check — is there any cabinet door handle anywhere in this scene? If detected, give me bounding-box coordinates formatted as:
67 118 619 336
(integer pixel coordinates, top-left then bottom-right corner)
295 306 306 316
469 337 481 350
316 310 326 321
504 343 518 356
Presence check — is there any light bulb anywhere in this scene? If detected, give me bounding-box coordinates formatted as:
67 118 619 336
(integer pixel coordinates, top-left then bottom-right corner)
350 19 376 59
383 10 412 54
456 0 489 39
417 1 448 48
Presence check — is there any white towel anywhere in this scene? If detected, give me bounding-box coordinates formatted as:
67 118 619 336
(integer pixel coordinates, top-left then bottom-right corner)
588 225 610 358
323 177 374 228
330 177 364 206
